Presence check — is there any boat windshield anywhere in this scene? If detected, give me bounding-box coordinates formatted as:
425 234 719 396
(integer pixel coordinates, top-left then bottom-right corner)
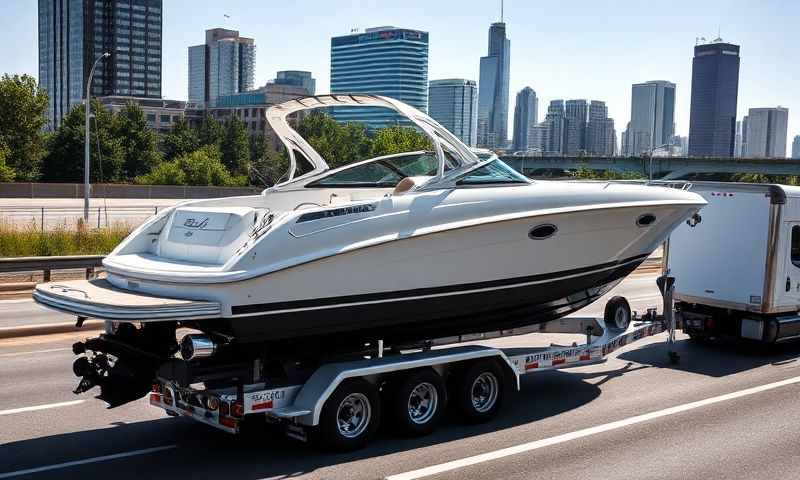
306 151 456 188
456 159 530 186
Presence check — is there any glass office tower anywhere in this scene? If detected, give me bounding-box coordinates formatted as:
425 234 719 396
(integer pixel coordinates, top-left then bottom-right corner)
188 28 256 107
429 79 478 147
477 22 510 149
38 0 163 129
688 41 740 157
330 26 429 129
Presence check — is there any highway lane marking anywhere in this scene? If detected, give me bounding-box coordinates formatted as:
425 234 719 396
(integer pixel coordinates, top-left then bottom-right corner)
0 347 71 358
0 400 85 416
385 375 800 480
0 445 178 479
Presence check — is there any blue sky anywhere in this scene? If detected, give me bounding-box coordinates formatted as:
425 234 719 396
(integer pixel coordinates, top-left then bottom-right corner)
2 0 798 142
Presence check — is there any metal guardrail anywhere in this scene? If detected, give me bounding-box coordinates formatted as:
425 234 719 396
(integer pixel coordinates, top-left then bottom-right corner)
0 255 105 281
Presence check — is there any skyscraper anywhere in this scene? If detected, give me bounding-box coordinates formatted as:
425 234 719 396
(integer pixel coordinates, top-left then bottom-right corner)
38 0 163 129
428 79 478 147
477 22 510 149
564 99 588 154
688 41 740 157
512 87 537 151
544 100 566 155
734 120 743 157
624 80 676 156
330 27 428 129
793 135 800 160
188 28 256 107
743 107 789 158
586 101 615 156
273 71 316 95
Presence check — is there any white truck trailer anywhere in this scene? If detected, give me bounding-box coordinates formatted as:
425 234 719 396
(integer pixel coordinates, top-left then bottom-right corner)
664 182 800 343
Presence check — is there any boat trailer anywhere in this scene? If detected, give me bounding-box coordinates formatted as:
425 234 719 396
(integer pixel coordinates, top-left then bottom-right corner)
146 276 680 450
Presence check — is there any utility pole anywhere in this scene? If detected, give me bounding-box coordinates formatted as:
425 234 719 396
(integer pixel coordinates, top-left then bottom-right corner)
84 52 111 222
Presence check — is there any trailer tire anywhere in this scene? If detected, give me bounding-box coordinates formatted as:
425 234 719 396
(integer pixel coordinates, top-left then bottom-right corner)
390 369 447 437
315 378 381 452
454 360 504 423
604 296 632 331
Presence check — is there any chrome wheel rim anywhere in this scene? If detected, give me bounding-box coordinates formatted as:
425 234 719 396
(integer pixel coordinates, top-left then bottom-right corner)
336 392 371 438
471 372 499 413
407 382 438 425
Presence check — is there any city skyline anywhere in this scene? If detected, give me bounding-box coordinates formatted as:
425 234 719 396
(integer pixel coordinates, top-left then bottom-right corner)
5 0 799 145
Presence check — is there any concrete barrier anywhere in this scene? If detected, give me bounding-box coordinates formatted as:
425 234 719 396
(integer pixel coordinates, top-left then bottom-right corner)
0 182 261 199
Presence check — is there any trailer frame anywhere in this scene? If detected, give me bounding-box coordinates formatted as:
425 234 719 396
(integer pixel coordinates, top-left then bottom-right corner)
149 277 679 447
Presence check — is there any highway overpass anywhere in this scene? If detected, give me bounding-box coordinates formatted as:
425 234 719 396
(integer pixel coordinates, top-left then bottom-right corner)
500 154 800 179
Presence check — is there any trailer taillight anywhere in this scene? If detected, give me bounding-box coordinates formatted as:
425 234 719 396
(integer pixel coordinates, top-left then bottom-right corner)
706 317 715 331
219 416 237 429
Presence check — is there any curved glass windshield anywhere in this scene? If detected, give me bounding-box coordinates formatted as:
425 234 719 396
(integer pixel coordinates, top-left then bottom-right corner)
306 152 454 188
456 160 530 186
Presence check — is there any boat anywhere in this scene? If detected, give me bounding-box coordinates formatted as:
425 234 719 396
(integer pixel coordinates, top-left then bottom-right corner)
32 95 705 405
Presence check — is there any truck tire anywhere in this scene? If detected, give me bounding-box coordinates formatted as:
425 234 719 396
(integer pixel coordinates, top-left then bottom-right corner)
316 378 381 452
390 369 447 436
604 296 632 331
453 360 504 423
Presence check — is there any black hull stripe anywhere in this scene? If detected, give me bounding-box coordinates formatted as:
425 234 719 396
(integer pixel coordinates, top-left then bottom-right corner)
231 253 650 315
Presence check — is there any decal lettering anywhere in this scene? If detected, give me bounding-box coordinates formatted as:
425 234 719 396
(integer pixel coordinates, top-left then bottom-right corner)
183 217 210 229
297 203 377 223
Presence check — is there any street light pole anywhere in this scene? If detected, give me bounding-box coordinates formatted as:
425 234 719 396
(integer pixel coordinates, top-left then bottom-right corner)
84 52 111 222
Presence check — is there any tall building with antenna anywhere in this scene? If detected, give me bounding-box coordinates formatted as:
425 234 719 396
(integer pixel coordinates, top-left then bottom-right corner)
477 1 511 149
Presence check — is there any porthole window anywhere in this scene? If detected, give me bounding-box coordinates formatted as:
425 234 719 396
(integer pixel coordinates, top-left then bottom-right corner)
529 224 557 240
636 214 656 227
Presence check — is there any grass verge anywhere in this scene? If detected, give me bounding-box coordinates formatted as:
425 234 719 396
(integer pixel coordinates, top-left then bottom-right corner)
0 219 131 257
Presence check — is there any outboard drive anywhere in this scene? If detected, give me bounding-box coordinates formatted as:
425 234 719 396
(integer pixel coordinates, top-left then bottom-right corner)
72 322 178 407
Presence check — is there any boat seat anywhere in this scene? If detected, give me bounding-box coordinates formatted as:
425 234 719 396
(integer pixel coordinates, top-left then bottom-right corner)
393 176 432 195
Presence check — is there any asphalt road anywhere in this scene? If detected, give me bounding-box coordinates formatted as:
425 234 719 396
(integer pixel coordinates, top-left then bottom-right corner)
0 198 183 230
3 273 800 479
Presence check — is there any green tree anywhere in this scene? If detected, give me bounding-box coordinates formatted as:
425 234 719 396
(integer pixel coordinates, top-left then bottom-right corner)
370 125 432 157
220 116 250 175
112 102 162 179
197 114 224 147
296 111 371 168
0 74 48 180
251 148 290 187
135 144 247 187
41 100 124 182
0 141 15 182
161 116 199 161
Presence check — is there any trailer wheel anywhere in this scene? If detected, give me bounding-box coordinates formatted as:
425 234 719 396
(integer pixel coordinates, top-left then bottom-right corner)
604 296 632 331
454 360 504 422
316 378 381 452
390 369 447 436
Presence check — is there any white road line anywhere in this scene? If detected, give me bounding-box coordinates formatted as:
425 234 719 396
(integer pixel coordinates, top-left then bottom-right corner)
0 347 71 358
0 445 177 479
385 375 800 480
0 400 85 416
